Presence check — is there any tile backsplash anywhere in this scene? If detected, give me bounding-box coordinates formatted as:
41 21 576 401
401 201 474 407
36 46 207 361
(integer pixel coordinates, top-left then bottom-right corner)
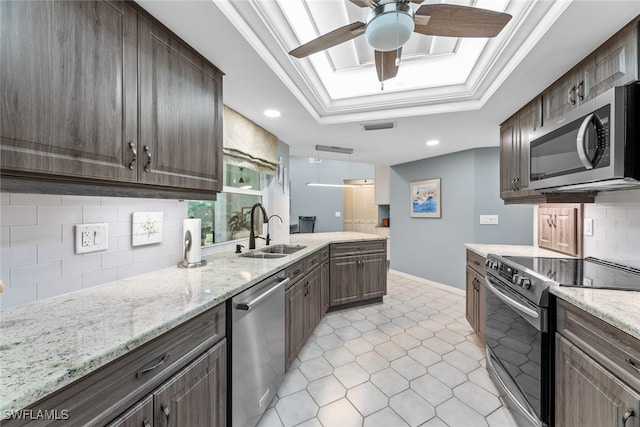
0 193 187 309
583 189 640 269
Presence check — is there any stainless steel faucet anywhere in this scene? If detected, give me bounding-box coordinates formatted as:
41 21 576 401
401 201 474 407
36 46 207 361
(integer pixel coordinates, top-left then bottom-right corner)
266 214 283 246
249 203 268 249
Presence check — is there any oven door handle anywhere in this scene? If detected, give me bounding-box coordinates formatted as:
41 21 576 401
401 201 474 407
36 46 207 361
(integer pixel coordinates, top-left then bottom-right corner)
485 276 539 320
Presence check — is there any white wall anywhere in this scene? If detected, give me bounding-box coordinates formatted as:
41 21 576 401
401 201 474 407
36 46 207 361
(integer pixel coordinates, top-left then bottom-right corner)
582 189 640 268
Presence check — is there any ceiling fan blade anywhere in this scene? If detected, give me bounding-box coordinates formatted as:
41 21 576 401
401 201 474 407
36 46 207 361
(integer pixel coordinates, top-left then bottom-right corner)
347 0 376 7
415 4 511 38
289 22 366 58
375 48 402 82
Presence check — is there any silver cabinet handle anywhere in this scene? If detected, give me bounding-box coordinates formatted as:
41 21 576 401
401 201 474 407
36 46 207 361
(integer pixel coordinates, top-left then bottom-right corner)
568 85 576 105
235 278 289 311
143 418 151 427
143 145 152 172
136 353 170 378
577 80 585 101
128 142 137 170
623 409 634 425
625 357 640 372
161 404 170 422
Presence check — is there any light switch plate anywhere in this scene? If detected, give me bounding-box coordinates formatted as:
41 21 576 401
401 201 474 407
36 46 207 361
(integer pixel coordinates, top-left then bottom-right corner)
584 218 593 236
480 215 499 225
335 212 341 217
75 223 109 254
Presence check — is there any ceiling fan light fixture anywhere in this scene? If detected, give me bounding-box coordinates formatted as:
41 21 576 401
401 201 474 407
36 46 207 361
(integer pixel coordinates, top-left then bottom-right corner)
365 3 414 52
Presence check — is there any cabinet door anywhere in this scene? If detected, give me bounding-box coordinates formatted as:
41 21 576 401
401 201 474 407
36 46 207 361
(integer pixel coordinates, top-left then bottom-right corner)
465 267 477 331
543 72 580 125
329 256 360 306
516 98 543 196
361 253 387 299
0 0 137 182
582 22 638 103
499 117 518 199
153 339 226 427
286 281 307 368
477 273 486 341
138 15 222 192
556 335 640 427
306 268 322 337
538 208 555 249
107 395 154 427
321 260 330 314
553 207 578 255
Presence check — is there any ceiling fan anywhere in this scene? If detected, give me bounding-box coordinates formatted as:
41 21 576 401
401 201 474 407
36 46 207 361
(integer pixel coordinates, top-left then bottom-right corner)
288 0 512 84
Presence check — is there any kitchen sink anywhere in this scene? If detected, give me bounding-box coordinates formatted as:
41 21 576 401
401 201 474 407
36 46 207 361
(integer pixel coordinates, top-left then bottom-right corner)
239 252 288 259
261 244 307 254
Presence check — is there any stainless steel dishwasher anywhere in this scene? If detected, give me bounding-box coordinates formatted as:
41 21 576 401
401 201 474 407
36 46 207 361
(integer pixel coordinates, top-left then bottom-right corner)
232 272 289 427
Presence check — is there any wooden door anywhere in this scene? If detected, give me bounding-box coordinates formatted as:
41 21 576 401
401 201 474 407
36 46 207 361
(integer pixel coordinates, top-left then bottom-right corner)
465 267 477 331
138 15 222 192
286 281 307 368
516 98 543 197
554 207 578 256
499 117 518 199
107 395 154 427
321 260 330 314
538 208 555 249
305 268 322 336
153 339 226 427
329 256 360 306
361 253 387 299
0 0 138 182
556 335 640 427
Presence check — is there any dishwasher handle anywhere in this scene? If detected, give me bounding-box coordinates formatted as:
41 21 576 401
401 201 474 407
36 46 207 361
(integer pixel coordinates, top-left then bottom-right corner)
235 277 289 311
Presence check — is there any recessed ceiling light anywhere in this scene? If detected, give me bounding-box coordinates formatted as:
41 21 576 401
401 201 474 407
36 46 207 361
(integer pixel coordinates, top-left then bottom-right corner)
426 140 440 146
264 109 281 118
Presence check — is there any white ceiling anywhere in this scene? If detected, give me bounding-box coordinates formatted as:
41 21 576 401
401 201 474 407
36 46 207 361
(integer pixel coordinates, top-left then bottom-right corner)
136 0 640 166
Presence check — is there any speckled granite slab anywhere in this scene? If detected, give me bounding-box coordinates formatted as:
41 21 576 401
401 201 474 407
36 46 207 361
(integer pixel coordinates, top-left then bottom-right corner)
465 243 640 340
0 232 383 413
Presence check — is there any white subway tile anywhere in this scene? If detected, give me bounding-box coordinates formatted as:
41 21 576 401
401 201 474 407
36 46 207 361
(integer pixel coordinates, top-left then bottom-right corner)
132 244 180 263
62 224 75 243
62 254 102 277
0 284 38 309
38 206 83 225
1 227 10 248
10 193 62 206
83 268 118 289
1 245 37 267
1 266 9 287
38 275 83 299
0 192 10 205
102 251 133 269
38 241 76 263
10 224 62 246
1 206 37 226
118 235 133 251
62 195 101 206
606 207 628 221
83 205 118 223
117 255 176 280
11 261 61 286
110 221 132 237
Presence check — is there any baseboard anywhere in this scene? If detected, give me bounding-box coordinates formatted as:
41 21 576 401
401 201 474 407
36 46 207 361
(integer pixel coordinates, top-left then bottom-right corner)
388 269 465 296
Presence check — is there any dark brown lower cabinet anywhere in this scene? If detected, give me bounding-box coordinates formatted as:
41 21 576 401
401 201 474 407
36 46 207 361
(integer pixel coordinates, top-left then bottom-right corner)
465 250 486 343
285 265 321 369
321 259 330 314
555 335 639 427
555 299 640 427
106 340 226 427
152 340 226 427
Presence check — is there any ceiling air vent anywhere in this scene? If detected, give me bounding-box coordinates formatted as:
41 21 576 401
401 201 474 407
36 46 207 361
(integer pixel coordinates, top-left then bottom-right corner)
361 122 396 132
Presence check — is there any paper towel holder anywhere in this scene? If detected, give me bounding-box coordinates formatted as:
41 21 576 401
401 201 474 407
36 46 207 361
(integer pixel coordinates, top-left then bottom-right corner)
177 229 207 269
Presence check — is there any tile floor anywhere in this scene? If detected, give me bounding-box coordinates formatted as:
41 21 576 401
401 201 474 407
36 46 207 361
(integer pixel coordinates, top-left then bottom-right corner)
257 271 519 427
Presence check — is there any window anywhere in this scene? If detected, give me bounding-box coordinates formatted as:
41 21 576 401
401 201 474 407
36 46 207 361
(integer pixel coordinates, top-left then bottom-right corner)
187 163 263 246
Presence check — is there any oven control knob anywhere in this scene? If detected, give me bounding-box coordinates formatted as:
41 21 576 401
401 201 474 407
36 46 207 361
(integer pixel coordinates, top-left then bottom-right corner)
512 274 521 285
492 261 499 270
520 278 532 289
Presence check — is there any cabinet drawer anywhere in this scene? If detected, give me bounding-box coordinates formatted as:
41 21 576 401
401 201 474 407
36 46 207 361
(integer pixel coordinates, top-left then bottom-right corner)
557 299 640 391
13 303 226 426
466 250 486 276
320 247 329 262
286 261 306 287
330 240 386 257
306 252 321 271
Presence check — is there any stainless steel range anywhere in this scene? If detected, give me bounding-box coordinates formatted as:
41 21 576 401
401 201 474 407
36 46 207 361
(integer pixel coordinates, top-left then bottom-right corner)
484 254 640 427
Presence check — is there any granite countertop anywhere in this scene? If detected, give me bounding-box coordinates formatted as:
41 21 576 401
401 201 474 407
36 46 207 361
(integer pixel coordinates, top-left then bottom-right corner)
0 232 384 413
465 243 640 341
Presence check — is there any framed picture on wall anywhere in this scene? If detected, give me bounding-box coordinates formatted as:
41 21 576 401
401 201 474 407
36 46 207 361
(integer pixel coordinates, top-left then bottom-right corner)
410 178 441 218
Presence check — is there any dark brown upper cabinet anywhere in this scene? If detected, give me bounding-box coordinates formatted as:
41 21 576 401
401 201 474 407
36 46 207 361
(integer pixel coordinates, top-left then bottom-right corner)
0 0 223 199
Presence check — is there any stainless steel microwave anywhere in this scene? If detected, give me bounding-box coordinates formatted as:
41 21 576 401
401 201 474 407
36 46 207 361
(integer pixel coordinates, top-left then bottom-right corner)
529 83 639 191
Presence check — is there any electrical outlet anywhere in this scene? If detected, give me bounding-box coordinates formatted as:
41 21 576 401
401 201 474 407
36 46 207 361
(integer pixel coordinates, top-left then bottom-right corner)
480 215 499 225
75 223 109 254
335 212 341 217
584 218 593 236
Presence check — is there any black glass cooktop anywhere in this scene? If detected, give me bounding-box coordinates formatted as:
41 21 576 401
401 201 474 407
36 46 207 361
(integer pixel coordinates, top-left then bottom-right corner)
503 256 640 291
